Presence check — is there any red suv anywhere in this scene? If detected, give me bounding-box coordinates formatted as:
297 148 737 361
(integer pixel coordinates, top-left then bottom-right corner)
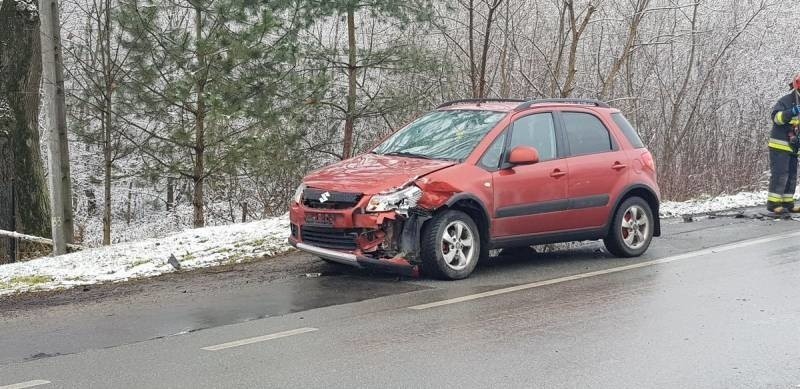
289 98 660 279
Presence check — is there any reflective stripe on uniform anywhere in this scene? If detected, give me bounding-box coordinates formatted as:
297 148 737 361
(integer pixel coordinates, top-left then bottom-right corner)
775 111 787 125
768 138 794 152
783 195 796 202
768 194 783 202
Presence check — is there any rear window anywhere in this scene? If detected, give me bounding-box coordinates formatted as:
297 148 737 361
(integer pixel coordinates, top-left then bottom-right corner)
611 113 645 148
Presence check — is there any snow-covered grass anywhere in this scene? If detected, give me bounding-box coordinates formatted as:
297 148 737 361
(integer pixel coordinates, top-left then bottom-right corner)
0 215 291 297
659 190 769 218
0 190 780 297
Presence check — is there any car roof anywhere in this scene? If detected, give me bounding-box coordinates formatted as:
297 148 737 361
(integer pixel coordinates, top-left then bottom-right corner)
437 102 522 112
436 99 618 114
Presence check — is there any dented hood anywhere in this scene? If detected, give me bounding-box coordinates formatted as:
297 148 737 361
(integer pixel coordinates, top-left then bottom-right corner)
304 153 456 194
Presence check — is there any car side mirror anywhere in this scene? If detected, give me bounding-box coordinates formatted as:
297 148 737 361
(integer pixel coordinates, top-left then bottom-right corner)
507 146 540 165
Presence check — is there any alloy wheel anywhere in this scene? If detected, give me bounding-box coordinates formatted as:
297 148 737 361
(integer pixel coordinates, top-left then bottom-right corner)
440 220 476 271
620 204 650 250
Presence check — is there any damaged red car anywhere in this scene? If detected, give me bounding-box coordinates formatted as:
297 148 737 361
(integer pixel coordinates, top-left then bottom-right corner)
289 98 661 280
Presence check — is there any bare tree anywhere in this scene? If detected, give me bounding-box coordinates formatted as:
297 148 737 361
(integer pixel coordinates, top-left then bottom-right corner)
64 0 133 244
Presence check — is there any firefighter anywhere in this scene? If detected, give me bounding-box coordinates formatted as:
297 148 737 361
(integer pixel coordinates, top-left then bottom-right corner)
767 74 800 214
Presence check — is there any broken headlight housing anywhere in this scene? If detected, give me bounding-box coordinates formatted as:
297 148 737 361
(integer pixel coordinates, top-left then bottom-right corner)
366 185 423 214
292 183 306 204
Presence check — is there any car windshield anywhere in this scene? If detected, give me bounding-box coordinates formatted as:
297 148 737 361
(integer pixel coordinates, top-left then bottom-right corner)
373 110 506 161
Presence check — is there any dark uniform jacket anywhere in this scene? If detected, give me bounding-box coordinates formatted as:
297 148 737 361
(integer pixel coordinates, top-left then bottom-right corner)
770 91 800 153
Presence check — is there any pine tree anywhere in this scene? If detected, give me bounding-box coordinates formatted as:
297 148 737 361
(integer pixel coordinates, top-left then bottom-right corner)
306 0 441 159
115 0 323 227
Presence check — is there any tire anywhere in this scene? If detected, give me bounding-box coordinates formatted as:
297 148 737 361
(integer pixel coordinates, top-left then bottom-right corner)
420 210 486 280
603 196 654 257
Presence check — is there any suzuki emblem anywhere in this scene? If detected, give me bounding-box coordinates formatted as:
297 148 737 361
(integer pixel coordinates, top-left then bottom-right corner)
319 192 330 203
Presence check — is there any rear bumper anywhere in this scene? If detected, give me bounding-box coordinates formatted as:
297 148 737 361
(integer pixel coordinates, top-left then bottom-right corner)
288 237 419 277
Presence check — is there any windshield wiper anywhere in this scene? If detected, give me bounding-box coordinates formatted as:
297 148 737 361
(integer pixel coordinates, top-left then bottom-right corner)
381 151 434 160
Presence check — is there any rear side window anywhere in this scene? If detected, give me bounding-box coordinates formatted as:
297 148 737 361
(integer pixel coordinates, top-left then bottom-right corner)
562 112 613 156
611 113 645 148
508 113 557 161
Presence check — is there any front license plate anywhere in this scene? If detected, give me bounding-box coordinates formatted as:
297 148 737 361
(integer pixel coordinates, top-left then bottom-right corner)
305 212 336 226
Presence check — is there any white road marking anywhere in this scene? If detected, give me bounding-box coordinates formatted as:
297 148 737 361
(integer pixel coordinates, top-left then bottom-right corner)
201 327 318 351
0 380 51 389
410 230 800 310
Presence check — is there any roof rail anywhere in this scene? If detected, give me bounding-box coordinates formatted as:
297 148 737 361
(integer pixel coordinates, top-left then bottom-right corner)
515 98 610 110
437 98 526 109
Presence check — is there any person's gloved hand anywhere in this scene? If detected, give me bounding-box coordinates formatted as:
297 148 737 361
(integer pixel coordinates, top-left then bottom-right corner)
790 135 800 148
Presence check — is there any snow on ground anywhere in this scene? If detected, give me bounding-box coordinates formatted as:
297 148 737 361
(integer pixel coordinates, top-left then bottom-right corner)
0 190 780 297
0 215 291 297
659 191 769 218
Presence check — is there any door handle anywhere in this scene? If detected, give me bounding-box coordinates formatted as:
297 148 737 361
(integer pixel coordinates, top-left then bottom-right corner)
550 169 567 178
612 162 627 170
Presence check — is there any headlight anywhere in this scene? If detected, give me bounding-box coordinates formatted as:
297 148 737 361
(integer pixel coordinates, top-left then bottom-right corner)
292 183 306 204
366 186 423 213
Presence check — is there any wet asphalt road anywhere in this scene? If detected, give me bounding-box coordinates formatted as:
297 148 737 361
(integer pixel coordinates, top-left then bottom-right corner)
1 214 800 388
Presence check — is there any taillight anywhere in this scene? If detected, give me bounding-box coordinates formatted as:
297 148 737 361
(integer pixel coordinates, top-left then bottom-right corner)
641 150 656 171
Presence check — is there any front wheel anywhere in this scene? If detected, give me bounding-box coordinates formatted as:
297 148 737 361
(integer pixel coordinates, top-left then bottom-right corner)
603 197 654 257
420 210 485 280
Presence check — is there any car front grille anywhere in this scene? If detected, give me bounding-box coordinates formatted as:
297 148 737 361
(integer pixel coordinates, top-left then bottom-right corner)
303 188 363 209
300 226 359 250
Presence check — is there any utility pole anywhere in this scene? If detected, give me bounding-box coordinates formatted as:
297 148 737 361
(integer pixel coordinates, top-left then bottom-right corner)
40 0 71 254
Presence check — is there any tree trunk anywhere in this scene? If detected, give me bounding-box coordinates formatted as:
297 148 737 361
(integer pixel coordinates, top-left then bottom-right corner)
85 189 96 215
549 4 568 96
0 0 51 243
599 0 649 100
125 181 132 225
467 0 476 97
477 0 503 99
192 4 206 228
498 1 511 98
101 0 113 245
342 7 357 160
0 140 13 263
166 177 174 211
561 1 596 98
102 112 111 245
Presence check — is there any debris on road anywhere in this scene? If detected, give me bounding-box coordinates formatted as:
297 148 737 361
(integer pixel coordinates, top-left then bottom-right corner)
167 254 181 270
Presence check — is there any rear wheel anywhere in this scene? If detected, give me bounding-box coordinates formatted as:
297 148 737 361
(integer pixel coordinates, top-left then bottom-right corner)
603 197 654 257
420 210 485 280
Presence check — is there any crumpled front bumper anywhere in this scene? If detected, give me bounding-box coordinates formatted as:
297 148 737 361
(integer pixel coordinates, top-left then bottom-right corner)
288 237 420 277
